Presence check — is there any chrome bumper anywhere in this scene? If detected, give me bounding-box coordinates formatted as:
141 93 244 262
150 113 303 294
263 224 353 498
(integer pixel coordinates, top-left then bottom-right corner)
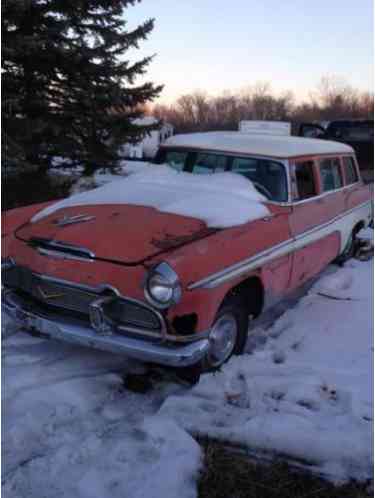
2 290 209 368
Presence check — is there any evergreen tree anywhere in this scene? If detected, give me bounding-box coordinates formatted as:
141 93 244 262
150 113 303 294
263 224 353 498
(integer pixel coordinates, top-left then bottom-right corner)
2 0 163 175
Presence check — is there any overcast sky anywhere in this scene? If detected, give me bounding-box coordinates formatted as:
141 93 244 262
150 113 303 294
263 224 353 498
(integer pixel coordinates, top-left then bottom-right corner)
125 0 373 103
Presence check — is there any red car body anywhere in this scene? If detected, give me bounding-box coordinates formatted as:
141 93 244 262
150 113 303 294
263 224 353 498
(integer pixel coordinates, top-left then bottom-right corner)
2 133 372 370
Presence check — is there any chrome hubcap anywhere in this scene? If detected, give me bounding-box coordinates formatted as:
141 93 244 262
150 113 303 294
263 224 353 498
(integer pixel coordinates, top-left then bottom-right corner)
207 313 238 367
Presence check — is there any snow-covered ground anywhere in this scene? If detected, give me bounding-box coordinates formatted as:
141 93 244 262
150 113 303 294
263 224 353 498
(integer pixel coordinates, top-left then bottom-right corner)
161 254 373 483
2 332 201 498
2 235 373 495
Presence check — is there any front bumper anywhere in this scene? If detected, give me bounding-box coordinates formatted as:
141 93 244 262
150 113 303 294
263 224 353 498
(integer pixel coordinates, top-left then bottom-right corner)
2 289 209 367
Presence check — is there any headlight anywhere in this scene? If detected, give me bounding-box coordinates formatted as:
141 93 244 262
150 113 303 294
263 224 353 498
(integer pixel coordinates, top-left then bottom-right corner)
1 257 15 271
144 262 182 309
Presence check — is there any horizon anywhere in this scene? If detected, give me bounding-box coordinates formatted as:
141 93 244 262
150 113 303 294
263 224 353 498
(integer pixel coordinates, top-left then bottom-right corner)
124 0 374 104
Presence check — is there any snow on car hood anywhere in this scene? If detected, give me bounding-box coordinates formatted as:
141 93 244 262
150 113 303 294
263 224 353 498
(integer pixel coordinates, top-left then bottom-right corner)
20 166 270 264
31 165 269 228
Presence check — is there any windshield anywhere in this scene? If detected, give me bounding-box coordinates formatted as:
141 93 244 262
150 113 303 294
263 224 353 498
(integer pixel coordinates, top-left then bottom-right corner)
155 148 288 202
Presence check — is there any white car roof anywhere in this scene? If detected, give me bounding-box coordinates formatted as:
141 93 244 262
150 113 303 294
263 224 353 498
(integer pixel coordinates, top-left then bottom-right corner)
164 131 353 159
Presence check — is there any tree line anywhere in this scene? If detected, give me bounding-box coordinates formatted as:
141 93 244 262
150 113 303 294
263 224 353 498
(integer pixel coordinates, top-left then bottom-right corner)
3 1 373 178
153 77 374 134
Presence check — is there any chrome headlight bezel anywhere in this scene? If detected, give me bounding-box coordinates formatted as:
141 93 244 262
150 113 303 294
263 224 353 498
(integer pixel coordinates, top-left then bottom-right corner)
144 262 182 309
1 257 15 271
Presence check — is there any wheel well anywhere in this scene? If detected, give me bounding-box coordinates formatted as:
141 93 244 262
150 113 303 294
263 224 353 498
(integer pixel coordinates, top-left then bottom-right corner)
353 221 365 234
222 276 264 318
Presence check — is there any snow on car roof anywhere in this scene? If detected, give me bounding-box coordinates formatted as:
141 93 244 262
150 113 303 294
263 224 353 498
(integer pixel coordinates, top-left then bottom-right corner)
164 131 354 158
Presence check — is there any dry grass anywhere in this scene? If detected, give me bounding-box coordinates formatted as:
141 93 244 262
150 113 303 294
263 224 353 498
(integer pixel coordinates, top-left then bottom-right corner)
198 440 371 498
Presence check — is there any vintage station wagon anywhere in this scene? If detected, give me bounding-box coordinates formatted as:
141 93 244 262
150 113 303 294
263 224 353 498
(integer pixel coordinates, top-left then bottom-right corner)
2 132 372 379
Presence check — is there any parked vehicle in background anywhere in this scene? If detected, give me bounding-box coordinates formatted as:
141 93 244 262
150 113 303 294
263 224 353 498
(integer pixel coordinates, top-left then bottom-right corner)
119 117 174 160
2 132 372 381
299 120 374 182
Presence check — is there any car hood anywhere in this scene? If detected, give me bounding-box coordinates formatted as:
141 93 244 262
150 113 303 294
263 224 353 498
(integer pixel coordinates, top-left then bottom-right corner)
15 204 217 265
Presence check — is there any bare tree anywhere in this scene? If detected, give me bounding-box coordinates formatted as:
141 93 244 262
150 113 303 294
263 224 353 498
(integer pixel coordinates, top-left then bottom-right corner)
151 76 373 134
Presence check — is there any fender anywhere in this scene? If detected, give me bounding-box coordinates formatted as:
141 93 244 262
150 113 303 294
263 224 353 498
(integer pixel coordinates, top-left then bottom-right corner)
2 201 55 256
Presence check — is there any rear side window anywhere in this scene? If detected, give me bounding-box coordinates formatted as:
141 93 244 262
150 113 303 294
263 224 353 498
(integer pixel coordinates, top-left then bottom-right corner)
191 153 227 174
319 158 343 192
342 156 359 185
294 161 317 200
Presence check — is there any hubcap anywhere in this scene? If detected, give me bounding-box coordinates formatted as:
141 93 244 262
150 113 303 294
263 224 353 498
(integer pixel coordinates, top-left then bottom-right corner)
207 313 238 367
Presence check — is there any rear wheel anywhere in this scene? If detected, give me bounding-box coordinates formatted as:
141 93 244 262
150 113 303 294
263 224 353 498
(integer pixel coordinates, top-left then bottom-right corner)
335 226 361 265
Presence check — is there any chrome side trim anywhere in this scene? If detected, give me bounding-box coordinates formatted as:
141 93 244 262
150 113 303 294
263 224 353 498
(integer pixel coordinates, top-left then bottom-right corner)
188 237 294 290
188 200 371 290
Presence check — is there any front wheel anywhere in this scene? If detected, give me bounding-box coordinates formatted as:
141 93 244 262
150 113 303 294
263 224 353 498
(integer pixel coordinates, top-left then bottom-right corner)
175 296 250 384
202 296 249 371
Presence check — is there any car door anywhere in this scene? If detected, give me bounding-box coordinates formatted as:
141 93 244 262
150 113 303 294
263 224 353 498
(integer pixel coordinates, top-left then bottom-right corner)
289 156 345 289
228 155 293 299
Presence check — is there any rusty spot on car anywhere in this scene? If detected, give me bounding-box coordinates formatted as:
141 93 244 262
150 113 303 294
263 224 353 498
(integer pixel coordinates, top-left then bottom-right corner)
151 227 218 250
172 313 198 335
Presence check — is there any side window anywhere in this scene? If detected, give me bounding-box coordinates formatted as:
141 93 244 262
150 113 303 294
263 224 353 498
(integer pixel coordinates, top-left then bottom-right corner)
294 161 317 200
342 156 359 185
191 153 227 174
231 157 288 202
164 150 188 172
319 158 343 192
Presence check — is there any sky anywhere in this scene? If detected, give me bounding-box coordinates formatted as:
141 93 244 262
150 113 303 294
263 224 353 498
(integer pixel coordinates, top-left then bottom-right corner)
124 0 373 104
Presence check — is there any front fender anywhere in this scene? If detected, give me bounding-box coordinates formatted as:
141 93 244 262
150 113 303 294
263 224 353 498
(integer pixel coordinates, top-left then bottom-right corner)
167 269 263 333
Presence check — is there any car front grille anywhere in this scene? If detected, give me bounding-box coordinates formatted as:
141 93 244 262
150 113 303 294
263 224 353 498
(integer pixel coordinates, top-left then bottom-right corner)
102 299 161 330
34 277 98 314
3 265 162 333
